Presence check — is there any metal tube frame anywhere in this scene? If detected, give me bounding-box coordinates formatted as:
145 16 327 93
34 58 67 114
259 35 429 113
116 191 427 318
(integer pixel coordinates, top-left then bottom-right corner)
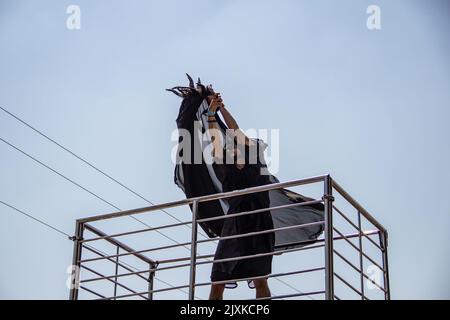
97 266 326 301
82 245 150 283
70 174 390 300
380 231 391 300
113 246 120 300
323 175 334 300
333 227 385 272
79 229 379 265
83 223 155 266
80 264 149 299
77 175 329 224
71 222 157 300
80 199 323 244
329 180 390 299
333 205 383 251
148 262 156 300
69 221 84 300
334 272 367 299
358 211 365 300
333 249 387 293
80 243 326 284
188 200 198 300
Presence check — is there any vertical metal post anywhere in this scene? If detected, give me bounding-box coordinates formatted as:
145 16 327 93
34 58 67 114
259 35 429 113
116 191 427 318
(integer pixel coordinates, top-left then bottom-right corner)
69 220 84 300
188 200 199 300
323 175 334 300
380 231 391 300
113 246 120 300
148 263 156 300
357 211 365 300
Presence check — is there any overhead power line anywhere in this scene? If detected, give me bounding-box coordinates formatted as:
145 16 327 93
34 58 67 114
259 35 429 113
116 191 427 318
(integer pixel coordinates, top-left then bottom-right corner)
0 136 184 247
0 200 70 238
0 106 309 299
0 200 198 299
0 105 204 236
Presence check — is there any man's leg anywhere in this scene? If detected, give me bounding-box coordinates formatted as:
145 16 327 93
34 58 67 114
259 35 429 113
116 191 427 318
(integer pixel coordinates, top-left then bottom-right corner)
254 278 271 299
209 283 225 300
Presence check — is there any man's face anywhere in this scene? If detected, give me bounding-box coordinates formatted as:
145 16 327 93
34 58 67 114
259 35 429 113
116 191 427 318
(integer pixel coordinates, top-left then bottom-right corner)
202 84 216 103
225 144 246 169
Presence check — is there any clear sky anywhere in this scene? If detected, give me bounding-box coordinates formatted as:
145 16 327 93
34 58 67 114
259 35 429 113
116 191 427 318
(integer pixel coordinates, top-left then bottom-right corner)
0 0 449 299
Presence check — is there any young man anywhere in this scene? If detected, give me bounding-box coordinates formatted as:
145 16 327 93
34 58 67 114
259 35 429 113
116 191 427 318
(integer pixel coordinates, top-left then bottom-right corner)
169 74 324 300
206 92 274 299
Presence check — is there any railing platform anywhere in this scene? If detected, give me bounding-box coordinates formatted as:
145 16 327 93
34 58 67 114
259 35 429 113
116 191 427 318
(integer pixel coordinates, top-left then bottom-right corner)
68 174 390 300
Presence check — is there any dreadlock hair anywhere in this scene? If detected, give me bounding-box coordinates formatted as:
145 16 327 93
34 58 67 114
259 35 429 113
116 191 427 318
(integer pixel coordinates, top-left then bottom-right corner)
166 73 215 99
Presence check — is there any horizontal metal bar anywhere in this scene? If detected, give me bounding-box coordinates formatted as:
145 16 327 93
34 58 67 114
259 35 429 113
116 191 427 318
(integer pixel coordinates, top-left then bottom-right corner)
331 229 380 242
334 272 367 299
333 227 385 272
149 252 213 266
196 221 324 245
363 273 386 293
332 180 387 234
79 229 379 265
80 199 323 244
196 267 325 288
81 220 190 244
253 291 326 301
80 240 194 264
81 261 178 284
97 267 325 301
200 243 324 269
80 220 323 266
81 243 325 284
78 175 328 223
84 224 155 265
333 205 383 251
197 199 323 224
333 249 363 275
82 245 150 283
218 221 326 245
102 227 378 267
334 249 386 293
80 264 148 300
79 285 106 299
157 240 324 267
98 283 191 300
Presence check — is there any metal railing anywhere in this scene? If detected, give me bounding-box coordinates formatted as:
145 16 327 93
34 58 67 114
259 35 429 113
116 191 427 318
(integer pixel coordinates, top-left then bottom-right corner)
68 174 390 300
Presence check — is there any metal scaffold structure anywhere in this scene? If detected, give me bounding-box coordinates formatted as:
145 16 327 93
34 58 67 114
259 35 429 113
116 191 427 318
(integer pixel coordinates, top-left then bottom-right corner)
69 175 390 300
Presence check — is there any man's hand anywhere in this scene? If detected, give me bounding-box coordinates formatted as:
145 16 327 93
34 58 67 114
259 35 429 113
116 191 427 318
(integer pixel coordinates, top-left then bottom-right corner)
208 93 223 113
